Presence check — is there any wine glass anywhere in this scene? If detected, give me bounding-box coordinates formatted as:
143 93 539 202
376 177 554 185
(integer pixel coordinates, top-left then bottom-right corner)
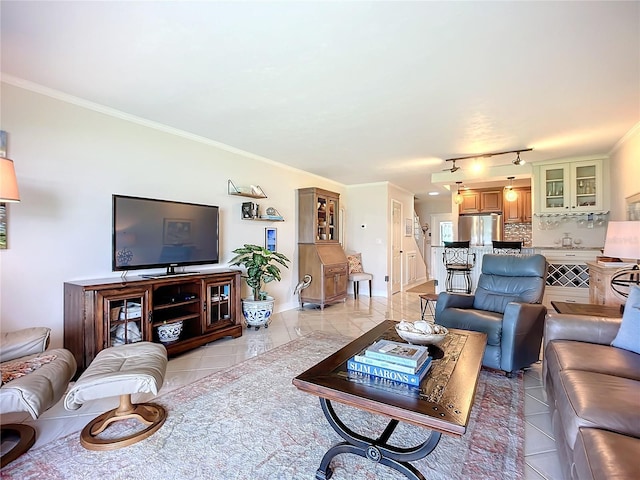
573 238 583 247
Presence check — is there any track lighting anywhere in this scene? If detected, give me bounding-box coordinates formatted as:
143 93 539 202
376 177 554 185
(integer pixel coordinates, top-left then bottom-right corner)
505 177 518 202
454 181 464 205
513 152 525 166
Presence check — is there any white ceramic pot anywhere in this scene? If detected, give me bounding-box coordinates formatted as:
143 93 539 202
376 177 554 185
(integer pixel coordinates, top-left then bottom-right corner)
157 321 184 343
242 296 275 329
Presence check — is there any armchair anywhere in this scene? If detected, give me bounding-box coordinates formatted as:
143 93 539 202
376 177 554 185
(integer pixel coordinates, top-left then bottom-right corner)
1 327 76 466
435 254 548 376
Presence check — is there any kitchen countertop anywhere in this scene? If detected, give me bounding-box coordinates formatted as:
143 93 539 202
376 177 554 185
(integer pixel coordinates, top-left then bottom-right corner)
532 246 603 251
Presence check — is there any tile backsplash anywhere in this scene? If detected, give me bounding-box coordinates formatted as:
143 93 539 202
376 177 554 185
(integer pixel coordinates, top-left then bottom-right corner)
504 222 532 247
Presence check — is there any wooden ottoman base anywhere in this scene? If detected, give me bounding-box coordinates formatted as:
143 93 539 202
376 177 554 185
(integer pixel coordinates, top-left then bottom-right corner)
0 424 36 468
80 394 167 451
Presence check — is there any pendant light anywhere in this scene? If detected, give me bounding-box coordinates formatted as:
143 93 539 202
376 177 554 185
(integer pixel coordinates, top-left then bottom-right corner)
505 176 517 202
454 181 464 205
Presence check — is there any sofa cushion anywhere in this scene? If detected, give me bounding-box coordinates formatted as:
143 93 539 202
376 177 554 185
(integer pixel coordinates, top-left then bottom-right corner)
545 340 640 382
554 370 640 448
435 307 503 345
573 428 640 480
612 285 640 354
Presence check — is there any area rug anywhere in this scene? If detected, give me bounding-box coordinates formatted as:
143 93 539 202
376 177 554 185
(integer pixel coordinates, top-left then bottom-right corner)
1 332 524 480
406 280 436 294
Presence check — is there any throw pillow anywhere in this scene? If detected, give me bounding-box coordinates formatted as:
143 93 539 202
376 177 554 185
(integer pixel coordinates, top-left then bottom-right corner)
611 285 640 354
347 253 364 274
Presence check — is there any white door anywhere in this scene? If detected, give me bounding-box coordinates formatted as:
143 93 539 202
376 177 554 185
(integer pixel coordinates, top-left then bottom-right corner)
391 200 402 294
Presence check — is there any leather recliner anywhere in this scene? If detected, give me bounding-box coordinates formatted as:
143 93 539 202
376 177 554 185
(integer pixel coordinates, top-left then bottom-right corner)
0 327 77 466
435 254 548 376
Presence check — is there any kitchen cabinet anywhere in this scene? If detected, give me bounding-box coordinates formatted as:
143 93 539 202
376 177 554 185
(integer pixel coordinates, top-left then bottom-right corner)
537 159 604 213
538 249 598 310
458 188 503 214
504 188 532 223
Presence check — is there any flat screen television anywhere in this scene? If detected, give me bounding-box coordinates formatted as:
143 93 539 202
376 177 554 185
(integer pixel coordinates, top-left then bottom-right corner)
112 195 219 275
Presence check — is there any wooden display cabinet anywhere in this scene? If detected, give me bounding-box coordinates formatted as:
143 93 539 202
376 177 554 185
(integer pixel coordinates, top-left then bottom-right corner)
297 187 348 309
64 270 242 373
298 187 340 243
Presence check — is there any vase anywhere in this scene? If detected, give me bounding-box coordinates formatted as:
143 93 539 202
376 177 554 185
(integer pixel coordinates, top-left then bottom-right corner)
241 296 275 330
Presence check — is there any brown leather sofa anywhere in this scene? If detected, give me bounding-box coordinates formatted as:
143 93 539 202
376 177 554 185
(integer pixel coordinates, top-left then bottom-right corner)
543 313 640 480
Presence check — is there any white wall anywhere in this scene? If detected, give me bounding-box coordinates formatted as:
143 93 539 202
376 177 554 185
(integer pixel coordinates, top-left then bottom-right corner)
0 82 346 347
344 183 388 296
609 123 640 220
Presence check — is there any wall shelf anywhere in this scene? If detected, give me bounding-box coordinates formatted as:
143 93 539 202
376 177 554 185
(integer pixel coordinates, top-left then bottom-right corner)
228 179 267 199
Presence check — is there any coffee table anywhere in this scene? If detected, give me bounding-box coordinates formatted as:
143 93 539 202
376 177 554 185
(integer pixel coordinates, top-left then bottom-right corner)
292 320 487 480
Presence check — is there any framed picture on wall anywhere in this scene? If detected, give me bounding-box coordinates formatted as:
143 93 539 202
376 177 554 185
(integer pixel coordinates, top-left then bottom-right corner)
265 227 277 252
405 218 412 236
626 192 640 220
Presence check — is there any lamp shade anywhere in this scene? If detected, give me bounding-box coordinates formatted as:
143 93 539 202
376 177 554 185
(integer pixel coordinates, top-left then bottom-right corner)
0 157 20 202
603 221 640 260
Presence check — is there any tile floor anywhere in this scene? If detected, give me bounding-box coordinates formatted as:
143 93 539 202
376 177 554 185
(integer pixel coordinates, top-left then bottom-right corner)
1 291 563 479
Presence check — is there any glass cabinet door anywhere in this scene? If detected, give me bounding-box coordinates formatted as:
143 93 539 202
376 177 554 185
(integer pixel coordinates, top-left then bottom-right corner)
571 161 602 212
100 288 149 349
204 281 233 331
540 164 568 212
316 193 339 242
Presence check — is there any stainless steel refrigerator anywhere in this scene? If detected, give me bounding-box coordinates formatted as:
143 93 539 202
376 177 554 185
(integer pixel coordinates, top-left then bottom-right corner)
458 214 503 246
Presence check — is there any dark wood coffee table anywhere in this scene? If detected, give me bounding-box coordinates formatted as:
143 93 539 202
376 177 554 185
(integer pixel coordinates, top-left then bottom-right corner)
551 301 622 318
292 320 487 480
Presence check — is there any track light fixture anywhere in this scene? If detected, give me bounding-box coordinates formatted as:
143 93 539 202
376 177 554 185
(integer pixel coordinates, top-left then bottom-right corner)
505 176 517 202
513 152 525 166
444 147 533 169
454 181 464 205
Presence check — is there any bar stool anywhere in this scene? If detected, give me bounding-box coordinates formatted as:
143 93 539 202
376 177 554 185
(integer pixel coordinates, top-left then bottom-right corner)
492 241 522 255
419 293 439 321
442 241 475 294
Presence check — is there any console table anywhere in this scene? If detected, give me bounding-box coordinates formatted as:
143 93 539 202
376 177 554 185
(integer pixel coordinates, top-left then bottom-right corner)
551 301 622 318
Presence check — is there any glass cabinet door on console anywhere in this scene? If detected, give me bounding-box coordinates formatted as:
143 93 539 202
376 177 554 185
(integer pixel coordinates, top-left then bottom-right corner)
204 279 235 332
98 288 150 349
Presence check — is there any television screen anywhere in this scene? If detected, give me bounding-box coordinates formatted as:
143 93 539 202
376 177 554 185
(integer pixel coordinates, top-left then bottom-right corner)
112 195 219 272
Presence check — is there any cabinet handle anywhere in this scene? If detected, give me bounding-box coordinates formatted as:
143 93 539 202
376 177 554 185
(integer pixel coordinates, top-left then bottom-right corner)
148 311 153 322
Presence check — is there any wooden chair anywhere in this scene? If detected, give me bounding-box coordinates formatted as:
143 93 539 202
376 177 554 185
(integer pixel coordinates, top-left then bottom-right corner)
347 253 373 298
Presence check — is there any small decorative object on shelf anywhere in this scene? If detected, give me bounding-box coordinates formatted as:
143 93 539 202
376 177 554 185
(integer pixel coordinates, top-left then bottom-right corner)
228 179 267 198
157 321 183 343
259 207 284 221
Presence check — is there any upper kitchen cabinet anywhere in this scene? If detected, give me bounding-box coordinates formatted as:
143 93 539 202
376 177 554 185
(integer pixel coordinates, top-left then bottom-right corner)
535 159 605 213
458 189 503 214
504 188 532 223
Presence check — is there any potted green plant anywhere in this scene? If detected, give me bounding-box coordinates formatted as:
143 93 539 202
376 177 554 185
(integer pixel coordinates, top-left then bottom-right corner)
229 244 291 329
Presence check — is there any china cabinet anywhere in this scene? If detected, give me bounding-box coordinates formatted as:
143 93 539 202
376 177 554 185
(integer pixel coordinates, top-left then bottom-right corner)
538 159 604 213
64 270 242 373
297 187 348 309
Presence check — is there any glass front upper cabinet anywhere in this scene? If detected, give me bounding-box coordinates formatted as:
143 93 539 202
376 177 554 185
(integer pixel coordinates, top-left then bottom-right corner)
539 160 603 213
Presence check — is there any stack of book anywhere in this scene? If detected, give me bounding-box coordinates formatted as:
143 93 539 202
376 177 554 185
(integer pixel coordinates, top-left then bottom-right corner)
346 339 432 386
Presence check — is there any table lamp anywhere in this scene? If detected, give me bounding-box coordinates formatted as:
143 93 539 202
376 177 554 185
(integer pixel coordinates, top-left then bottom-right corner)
0 157 20 202
603 221 640 298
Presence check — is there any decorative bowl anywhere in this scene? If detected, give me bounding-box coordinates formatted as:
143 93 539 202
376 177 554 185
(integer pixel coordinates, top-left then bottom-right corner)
395 321 448 346
157 321 183 343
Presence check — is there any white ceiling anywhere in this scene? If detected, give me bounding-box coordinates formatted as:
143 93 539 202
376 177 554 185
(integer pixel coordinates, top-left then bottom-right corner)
1 1 638 199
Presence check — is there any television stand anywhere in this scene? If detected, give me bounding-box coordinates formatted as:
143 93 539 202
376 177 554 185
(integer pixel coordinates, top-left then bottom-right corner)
64 270 243 374
140 271 200 279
